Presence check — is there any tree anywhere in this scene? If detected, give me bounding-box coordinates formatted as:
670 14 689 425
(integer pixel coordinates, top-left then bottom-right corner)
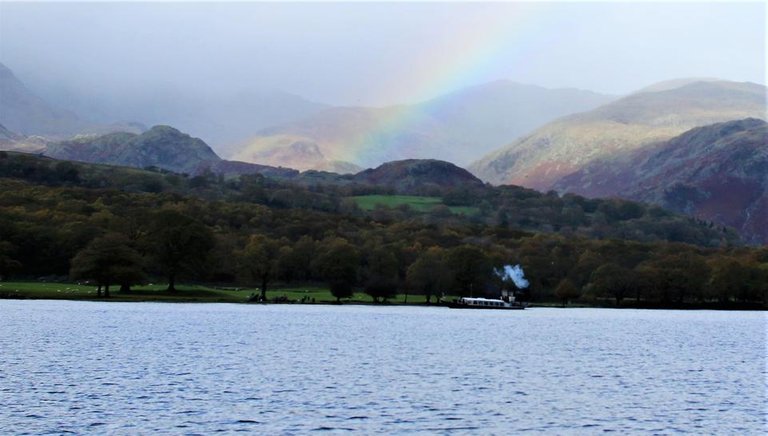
709 259 768 304
237 234 281 302
363 244 400 303
591 263 634 306
654 252 710 304
313 238 360 302
277 235 315 282
554 279 581 307
448 245 491 297
406 247 453 304
0 241 22 281
148 210 215 292
707 257 744 303
70 233 144 298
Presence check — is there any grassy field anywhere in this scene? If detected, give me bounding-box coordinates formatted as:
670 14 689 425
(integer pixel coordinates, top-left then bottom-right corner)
0 281 433 304
349 195 478 216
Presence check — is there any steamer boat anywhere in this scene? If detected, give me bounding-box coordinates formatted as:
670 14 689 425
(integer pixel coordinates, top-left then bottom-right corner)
446 290 526 310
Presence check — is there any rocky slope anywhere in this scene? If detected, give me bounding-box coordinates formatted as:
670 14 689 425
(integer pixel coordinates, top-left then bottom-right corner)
45 126 221 174
555 119 768 244
232 81 613 171
469 80 767 189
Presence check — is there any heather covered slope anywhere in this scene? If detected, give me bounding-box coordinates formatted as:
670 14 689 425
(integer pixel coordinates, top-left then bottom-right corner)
469 80 767 189
555 119 768 244
232 81 613 171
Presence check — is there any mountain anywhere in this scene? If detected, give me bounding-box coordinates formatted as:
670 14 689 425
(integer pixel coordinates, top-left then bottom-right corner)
352 159 484 192
231 81 614 171
469 80 767 189
0 62 88 137
555 119 768 244
42 124 308 178
45 125 221 174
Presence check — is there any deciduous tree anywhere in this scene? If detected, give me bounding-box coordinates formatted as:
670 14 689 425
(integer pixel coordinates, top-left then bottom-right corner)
313 238 360 302
238 234 281 302
70 233 144 297
148 210 214 292
406 247 453 303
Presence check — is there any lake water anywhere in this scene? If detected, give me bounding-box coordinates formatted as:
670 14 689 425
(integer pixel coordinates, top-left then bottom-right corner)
1 301 765 434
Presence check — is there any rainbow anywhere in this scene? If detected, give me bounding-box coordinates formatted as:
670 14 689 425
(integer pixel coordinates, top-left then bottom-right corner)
343 3 552 167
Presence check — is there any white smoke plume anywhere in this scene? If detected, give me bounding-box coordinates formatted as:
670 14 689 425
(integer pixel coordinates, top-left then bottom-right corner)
495 264 529 289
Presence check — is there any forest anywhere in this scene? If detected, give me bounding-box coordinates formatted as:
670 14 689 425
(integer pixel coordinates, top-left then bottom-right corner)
0 151 765 308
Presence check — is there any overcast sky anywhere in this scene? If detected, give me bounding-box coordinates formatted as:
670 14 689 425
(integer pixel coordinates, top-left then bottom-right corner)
1 2 765 106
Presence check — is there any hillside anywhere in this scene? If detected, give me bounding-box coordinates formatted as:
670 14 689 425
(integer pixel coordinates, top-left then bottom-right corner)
232 81 613 171
555 119 768 244
469 80 767 189
352 159 484 193
2 149 762 309
0 150 741 248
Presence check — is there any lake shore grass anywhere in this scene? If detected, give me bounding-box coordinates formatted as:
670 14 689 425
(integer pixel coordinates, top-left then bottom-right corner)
0 281 432 305
1 281 763 310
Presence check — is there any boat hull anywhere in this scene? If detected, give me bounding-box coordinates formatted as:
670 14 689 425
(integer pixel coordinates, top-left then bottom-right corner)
446 302 525 310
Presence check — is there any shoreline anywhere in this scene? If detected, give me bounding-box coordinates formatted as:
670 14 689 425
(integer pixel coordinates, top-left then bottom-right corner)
1 293 764 311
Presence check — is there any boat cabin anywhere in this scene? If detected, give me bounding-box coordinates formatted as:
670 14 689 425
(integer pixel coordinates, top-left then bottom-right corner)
458 297 508 308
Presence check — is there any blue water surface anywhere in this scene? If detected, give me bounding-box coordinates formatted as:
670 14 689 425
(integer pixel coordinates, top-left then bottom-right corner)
1 301 765 434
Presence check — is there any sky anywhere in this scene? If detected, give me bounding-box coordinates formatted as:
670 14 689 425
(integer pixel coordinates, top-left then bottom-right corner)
0 1 765 107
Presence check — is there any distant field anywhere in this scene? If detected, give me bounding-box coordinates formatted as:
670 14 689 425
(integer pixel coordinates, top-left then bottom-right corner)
349 195 478 215
0 281 432 304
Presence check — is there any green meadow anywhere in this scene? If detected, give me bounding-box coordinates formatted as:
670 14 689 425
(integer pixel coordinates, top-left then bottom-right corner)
349 195 478 215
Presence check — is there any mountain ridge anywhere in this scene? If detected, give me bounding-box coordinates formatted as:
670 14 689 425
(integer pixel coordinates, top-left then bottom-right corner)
469 79 767 189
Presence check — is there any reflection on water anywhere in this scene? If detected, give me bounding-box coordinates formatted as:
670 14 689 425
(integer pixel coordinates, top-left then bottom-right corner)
1 301 765 433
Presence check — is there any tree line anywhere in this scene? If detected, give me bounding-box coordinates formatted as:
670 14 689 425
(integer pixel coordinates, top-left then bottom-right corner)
1 174 765 307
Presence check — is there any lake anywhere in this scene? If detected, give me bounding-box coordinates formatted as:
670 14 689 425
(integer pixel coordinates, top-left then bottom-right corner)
1 301 765 434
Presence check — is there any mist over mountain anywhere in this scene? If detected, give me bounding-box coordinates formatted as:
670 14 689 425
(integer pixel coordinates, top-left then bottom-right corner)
32 83 329 157
0 122 47 153
0 62 88 137
469 80 767 189
232 81 613 171
0 62 147 143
